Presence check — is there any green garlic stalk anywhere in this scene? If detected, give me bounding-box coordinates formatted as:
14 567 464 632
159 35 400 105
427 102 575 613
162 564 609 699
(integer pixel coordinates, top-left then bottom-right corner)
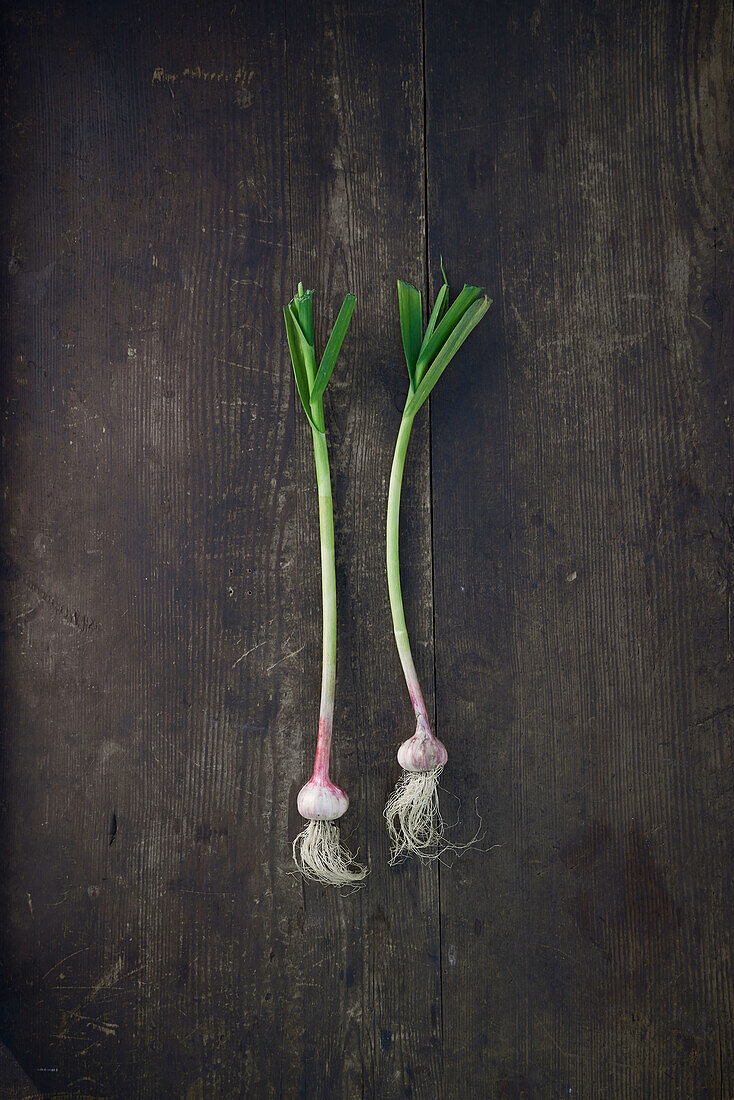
284 282 367 887
385 265 492 862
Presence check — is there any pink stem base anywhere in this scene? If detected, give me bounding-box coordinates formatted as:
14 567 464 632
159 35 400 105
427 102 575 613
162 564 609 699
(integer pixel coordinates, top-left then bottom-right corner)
312 716 332 782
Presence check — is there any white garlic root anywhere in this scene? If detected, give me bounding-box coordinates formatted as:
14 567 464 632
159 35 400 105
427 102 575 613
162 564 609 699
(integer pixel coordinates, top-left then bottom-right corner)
292 820 368 889
385 766 485 866
384 766 445 864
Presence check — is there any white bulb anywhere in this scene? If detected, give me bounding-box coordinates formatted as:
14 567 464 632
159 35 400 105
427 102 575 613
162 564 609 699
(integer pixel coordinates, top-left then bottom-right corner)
297 776 349 821
397 716 448 772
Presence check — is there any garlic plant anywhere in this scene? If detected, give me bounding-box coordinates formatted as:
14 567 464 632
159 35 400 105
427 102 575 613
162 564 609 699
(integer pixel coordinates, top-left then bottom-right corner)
284 282 367 887
385 266 491 862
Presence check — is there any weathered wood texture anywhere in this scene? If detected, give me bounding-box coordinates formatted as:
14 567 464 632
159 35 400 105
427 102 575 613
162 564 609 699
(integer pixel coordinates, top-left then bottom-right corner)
428 1 734 1096
0 0 731 1097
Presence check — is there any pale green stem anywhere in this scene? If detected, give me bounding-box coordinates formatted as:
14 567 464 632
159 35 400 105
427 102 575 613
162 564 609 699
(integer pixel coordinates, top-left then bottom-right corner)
311 421 336 780
386 406 430 726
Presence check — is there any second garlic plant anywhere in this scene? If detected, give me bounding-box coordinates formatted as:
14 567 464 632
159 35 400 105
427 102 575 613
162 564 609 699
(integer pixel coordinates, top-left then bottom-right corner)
384 265 491 862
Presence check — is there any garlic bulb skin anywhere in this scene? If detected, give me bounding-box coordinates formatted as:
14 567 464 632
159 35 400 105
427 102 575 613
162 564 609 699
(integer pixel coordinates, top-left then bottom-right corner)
297 776 349 821
397 716 448 772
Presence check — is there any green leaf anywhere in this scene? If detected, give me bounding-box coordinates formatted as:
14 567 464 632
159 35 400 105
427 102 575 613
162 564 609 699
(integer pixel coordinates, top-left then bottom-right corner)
283 305 320 431
311 293 356 404
287 300 318 389
397 280 423 387
293 287 315 347
414 284 484 386
419 283 449 362
407 296 492 415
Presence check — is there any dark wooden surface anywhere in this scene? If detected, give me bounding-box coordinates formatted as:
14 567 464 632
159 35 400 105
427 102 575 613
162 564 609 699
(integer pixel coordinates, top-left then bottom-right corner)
0 0 731 1096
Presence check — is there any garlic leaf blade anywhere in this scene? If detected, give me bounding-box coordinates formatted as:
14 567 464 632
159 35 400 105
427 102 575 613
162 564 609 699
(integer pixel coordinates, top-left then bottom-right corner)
407 296 492 414
397 279 423 387
284 305 321 432
420 282 449 360
414 284 484 386
311 293 356 404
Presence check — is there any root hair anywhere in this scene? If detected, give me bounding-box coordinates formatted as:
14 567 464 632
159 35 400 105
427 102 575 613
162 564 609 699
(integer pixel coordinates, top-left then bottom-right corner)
385 768 485 865
384 766 446 864
292 820 368 889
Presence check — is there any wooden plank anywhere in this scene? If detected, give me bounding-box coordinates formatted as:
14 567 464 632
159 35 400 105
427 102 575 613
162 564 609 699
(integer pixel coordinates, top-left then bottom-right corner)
2 0 731 1096
0 2 302 1095
426 0 733 1097
283 2 441 1097
1 1 439 1096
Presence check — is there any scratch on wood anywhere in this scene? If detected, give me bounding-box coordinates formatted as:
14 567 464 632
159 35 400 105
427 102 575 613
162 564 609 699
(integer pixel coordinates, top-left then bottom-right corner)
266 645 305 672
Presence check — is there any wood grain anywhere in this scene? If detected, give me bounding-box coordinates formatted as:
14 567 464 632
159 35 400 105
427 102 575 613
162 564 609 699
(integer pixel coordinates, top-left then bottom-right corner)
0 0 731 1097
